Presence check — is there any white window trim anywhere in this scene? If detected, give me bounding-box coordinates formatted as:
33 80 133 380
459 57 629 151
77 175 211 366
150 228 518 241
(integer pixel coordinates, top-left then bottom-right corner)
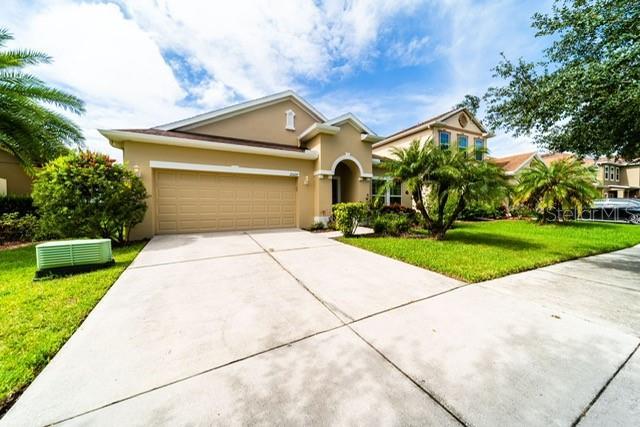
372 177 401 205
605 165 609 180
457 134 468 150
474 137 484 160
439 130 451 149
616 167 620 182
149 160 300 177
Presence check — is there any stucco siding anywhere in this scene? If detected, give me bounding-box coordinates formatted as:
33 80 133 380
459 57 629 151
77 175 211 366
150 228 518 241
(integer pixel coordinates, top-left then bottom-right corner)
122 141 317 239
182 100 318 147
440 111 485 135
0 150 32 195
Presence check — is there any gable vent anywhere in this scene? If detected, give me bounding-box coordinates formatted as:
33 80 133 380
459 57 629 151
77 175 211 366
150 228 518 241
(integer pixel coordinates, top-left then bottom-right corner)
285 109 295 131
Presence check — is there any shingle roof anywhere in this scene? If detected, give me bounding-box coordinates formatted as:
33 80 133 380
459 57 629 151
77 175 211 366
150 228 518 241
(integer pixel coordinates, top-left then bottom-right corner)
382 109 458 141
116 129 306 152
488 152 537 173
541 152 597 166
373 107 488 149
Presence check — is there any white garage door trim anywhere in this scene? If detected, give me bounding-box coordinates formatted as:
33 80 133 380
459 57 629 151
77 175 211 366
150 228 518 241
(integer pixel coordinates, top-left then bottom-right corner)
153 169 298 234
149 160 300 177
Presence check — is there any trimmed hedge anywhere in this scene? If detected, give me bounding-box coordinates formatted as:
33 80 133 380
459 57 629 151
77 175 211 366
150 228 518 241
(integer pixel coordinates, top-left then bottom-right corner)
372 213 411 236
0 212 38 244
0 195 36 216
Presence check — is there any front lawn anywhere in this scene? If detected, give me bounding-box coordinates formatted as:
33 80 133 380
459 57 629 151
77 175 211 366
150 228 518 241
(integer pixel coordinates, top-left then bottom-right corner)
340 220 640 283
0 242 145 414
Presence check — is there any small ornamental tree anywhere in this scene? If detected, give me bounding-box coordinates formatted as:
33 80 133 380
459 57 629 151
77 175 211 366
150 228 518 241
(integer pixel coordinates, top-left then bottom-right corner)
513 158 600 222
383 139 509 239
332 202 367 236
33 151 147 243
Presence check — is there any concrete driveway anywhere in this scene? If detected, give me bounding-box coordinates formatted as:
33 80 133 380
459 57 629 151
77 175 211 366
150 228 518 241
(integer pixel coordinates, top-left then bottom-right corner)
2 230 639 426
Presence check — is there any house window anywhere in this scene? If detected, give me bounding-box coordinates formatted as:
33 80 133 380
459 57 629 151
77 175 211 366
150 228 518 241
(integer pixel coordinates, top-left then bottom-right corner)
389 181 402 205
474 138 484 160
439 131 450 150
371 178 385 203
285 109 295 130
371 178 402 205
457 135 468 155
616 167 620 182
604 165 609 180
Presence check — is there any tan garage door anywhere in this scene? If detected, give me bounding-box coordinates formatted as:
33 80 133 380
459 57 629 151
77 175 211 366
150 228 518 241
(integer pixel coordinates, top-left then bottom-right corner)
155 170 297 234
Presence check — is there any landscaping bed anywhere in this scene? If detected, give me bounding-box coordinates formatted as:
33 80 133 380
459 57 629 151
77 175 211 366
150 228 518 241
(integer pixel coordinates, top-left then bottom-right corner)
0 242 146 415
339 220 640 282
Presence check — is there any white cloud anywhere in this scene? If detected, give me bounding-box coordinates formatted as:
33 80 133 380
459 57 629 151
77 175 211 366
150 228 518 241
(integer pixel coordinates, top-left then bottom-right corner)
121 0 425 99
2 1 198 160
388 35 432 66
1 0 554 160
2 0 430 160
489 134 539 158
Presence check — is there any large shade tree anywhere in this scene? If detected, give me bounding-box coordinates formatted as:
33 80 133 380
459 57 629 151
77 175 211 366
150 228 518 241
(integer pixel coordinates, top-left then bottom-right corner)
514 158 600 222
383 139 509 239
454 94 481 116
0 28 84 172
484 0 640 159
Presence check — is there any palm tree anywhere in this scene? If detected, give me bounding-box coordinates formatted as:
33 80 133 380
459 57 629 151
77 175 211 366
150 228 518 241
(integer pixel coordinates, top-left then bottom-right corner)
514 158 600 222
0 28 84 172
383 138 509 239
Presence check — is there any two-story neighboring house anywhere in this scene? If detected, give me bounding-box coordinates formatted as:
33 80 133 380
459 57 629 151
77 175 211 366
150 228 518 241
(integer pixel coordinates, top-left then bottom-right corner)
491 150 640 199
371 107 492 206
539 152 638 198
595 159 640 198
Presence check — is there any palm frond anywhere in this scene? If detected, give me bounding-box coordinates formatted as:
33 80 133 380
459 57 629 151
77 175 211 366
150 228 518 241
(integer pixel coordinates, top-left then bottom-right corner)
0 27 84 168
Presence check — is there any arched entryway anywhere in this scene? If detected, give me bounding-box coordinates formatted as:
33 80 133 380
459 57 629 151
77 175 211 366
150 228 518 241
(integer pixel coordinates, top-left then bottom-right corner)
332 160 361 204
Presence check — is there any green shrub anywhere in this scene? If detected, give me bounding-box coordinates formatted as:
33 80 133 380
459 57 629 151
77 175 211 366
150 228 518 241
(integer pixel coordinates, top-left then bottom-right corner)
372 213 411 236
380 204 418 224
308 221 326 231
460 200 508 220
32 151 148 243
332 202 367 236
0 195 36 216
0 212 39 244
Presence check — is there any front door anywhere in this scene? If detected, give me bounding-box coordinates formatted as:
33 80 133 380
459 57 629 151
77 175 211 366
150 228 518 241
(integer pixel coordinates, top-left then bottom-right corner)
331 177 341 204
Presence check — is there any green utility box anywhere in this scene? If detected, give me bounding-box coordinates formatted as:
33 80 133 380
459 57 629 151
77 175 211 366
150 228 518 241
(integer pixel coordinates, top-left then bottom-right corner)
35 239 114 278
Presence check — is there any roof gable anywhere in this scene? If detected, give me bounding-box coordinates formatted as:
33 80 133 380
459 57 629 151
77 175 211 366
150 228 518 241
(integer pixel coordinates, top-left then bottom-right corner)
374 107 488 148
490 151 541 175
156 90 326 131
325 113 376 136
436 108 487 133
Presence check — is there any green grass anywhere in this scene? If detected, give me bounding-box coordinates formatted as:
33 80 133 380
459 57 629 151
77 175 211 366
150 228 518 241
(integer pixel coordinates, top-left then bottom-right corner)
340 220 640 283
0 242 145 412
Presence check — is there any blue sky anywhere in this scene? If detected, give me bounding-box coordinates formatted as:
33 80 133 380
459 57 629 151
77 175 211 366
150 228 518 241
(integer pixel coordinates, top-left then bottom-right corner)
2 0 554 159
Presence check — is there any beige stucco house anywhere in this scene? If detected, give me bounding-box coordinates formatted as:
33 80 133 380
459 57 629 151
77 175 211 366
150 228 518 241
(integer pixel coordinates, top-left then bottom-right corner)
593 159 640 199
100 91 383 239
100 92 493 239
0 150 32 196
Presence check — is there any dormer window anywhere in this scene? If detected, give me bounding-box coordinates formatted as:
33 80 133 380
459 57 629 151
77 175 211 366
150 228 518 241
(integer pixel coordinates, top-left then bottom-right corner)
285 109 295 131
